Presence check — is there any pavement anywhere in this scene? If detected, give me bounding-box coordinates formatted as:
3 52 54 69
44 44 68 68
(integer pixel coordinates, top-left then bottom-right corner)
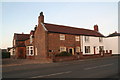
2 56 120 79
2 58 52 67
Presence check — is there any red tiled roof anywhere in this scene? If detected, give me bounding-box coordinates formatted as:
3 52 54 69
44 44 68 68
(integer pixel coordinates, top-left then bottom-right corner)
14 33 30 41
44 23 104 37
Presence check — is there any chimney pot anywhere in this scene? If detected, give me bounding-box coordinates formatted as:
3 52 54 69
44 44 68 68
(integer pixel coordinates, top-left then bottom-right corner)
114 31 117 33
40 12 43 16
94 24 99 31
34 25 37 31
38 12 44 24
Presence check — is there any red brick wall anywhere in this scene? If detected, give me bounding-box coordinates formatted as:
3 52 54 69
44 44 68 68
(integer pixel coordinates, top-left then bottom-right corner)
17 41 24 46
34 23 48 59
48 33 81 56
25 39 30 46
15 47 26 58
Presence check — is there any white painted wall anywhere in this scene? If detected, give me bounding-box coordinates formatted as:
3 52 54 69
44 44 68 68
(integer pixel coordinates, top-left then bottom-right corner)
81 36 106 55
104 36 120 54
9 48 15 56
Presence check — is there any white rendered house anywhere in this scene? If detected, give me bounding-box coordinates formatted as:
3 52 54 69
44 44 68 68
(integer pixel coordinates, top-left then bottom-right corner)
104 32 120 55
80 25 108 55
81 36 106 55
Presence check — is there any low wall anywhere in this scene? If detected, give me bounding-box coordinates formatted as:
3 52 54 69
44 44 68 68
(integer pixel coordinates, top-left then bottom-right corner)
53 56 76 62
52 50 112 62
26 56 35 59
81 54 101 59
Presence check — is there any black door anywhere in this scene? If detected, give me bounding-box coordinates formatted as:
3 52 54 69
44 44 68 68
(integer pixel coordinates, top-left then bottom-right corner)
69 49 72 54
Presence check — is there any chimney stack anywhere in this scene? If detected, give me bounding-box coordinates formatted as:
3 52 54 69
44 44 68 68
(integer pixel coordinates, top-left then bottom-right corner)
38 12 44 24
34 25 37 31
30 30 34 35
94 24 99 32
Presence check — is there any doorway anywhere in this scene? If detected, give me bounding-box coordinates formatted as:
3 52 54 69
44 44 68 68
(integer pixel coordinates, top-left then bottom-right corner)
94 46 96 54
69 48 74 55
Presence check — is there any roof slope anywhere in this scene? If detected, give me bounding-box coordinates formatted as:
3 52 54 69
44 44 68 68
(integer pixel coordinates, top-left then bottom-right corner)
14 33 30 41
44 23 104 37
107 32 120 37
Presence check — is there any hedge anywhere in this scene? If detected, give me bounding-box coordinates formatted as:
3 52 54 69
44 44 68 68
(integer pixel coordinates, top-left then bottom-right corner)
55 51 72 57
2 52 10 58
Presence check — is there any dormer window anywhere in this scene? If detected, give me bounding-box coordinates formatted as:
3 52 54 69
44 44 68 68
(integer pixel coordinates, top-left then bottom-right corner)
30 35 33 43
60 34 65 40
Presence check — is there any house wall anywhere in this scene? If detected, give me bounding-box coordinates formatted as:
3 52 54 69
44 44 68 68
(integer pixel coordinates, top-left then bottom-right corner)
25 39 30 46
15 47 26 58
34 23 48 58
81 36 105 55
104 36 119 54
48 32 81 56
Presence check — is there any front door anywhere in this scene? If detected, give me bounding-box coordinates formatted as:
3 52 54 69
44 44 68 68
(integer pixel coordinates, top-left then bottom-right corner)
69 48 74 55
94 47 96 54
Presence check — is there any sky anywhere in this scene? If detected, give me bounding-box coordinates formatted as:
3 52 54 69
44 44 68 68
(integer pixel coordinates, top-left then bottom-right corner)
1 1 118 49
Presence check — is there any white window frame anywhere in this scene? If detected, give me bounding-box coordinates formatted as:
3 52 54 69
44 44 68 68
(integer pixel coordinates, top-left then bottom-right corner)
26 46 34 56
76 46 80 52
60 34 65 40
85 46 90 53
35 48 37 55
60 47 66 52
75 36 80 41
85 36 89 42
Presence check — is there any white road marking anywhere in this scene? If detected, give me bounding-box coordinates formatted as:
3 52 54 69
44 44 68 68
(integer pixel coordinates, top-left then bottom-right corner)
31 71 72 78
84 63 114 70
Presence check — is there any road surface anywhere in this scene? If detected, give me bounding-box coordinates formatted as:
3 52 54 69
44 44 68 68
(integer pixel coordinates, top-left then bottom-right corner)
2 56 119 79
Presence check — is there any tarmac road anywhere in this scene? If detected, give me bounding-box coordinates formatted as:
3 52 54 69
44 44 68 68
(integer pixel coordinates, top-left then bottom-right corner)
2 56 119 79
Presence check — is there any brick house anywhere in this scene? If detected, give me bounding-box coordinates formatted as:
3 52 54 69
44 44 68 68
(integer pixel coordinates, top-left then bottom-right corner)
34 12 105 59
13 33 30 58
13 12 112 59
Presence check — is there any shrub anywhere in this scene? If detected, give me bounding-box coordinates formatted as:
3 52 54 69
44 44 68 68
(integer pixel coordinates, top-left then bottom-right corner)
2 52 10 58
55 51 72 57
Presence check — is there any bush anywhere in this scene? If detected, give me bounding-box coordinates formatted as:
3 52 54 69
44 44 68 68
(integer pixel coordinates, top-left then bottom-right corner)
55 51 72 57
2 52 10 58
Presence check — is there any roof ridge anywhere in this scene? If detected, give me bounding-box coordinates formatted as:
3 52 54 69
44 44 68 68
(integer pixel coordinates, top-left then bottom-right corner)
44 23 104 37
44 23 94 31
15 33 30 35
107 32 120 37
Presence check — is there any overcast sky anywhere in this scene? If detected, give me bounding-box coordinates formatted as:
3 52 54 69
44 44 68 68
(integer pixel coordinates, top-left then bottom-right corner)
1 1 118 49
